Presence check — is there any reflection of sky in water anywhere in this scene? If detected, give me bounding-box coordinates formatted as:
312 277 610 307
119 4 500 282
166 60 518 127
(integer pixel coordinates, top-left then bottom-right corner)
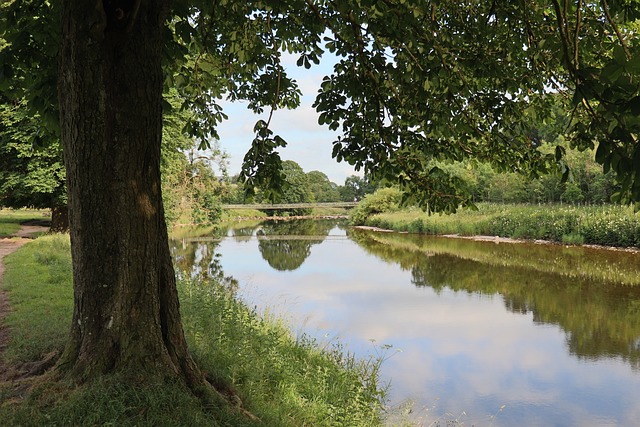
214 227 640 426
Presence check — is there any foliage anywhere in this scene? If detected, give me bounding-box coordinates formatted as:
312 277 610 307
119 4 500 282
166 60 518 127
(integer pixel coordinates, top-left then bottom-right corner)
0 99 66 211
365 203 640 248
1 236 385 426
256 160 315 216
429 143 620 205
161 91 231 227
0 26 228 228
307 170 341 202
349 187 402 225
2 1 640 208
339 175 378 202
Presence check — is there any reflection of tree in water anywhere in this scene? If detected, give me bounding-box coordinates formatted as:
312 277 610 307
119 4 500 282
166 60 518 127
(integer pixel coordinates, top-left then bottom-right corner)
230 224 260 242
350 229 640 370
169 239 238 293
258 220 335 271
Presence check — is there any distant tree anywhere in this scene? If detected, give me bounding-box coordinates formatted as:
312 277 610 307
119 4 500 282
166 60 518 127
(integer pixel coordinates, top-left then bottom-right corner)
259 160 314 216
307 170 340 202
339 175 376 202
0 98 67 230
562 182 585 205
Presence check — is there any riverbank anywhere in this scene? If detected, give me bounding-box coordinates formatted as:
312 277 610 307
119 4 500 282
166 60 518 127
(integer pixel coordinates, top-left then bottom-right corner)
0 233 385 426
359 203 640 249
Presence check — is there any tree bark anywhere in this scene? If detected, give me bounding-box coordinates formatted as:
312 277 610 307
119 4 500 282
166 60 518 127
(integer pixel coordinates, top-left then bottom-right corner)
50 205 69 233
56 0 206 390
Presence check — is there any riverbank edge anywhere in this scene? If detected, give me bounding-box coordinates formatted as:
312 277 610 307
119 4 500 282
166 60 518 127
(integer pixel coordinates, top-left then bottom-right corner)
355 203 640 252
353 225 640 254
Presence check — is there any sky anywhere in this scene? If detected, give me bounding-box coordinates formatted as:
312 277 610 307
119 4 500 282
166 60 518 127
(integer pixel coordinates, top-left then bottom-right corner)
213 53 360 185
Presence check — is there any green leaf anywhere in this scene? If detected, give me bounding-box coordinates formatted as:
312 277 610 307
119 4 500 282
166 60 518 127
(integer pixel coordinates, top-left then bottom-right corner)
595 142 610 164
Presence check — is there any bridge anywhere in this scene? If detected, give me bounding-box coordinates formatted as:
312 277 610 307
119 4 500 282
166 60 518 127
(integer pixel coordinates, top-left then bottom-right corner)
221 202 358 210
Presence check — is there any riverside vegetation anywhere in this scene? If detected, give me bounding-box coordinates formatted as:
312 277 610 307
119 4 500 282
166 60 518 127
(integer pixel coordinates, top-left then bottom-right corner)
0 234 385 426
350 188 640 248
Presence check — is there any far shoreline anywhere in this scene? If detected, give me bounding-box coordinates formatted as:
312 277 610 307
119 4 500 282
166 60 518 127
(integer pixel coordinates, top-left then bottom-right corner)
352 225 640 254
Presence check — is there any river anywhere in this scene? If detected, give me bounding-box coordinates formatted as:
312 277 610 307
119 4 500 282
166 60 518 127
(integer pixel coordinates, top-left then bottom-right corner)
171 219 640 426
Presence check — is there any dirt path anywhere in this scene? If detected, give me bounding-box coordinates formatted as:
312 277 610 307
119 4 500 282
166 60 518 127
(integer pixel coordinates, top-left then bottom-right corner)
0 223 50 378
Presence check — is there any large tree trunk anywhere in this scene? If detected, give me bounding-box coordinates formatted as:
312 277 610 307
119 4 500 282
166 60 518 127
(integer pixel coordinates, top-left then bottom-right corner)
56 0 205 390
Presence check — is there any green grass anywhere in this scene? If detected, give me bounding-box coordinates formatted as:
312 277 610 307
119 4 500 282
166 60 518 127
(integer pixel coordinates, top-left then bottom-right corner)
309 207 349 216
0 235 385 426
1 235 73 364
0 208 50 237
222 208 269 220
362 203 640 248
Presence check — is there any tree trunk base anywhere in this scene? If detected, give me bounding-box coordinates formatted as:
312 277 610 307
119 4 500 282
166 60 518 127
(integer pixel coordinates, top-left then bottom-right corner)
1 352 259 423
50 206 69 233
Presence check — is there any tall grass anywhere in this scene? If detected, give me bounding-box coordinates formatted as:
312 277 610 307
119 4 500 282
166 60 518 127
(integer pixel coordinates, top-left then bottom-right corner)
364 203 640 248
0 235 385 426
181 278 385 426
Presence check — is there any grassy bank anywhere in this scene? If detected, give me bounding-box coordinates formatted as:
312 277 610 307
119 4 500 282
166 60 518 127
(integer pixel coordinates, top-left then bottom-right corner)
0 235 384 426
0 209 49 237
362 203 640 248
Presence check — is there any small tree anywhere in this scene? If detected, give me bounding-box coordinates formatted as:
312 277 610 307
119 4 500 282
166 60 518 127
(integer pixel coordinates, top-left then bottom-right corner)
561 182 585 205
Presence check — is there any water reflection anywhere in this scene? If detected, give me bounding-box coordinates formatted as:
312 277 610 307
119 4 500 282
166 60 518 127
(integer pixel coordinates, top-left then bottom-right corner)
171 220 640 426
171 236 238 292
257 220 335 271
348 229 640 369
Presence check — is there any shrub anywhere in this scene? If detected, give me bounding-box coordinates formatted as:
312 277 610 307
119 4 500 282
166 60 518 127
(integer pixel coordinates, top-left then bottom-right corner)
562 233 585 245
349 187 402 225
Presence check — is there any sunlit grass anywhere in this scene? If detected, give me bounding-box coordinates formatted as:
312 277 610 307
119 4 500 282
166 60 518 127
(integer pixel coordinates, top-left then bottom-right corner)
0 208 50 237
222 208 269 220
181 278 385 427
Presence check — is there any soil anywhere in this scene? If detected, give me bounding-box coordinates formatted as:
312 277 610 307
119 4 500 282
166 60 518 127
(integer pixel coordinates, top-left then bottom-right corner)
0 222 50 379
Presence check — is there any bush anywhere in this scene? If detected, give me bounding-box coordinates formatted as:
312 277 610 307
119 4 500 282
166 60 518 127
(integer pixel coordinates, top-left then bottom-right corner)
562 233 585 245
349 187 402 225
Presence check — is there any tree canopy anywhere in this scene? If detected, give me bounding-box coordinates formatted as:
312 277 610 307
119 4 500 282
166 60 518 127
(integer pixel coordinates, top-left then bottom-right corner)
2 1 639 211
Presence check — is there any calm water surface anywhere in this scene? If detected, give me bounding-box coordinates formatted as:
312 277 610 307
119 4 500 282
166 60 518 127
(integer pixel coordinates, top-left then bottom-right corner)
171 220 640 426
